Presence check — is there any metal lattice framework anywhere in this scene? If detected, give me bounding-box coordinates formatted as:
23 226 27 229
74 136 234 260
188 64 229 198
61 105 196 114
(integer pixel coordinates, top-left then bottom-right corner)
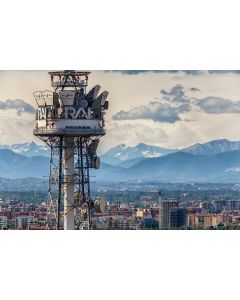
38 135 100 230
33 70 108 230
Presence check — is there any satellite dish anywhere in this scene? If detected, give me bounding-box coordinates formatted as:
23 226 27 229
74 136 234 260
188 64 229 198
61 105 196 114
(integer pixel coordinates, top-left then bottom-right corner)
88 139 99 158
74 191 84 206
99 91 109 105
59 90 75 106
92 156 100 169
94 197 106 213
79 100 88 108
33 91 46 107
80 206 88 221
57 107 63 116
91 91 109 117
103 101 109 110
86 85 101 104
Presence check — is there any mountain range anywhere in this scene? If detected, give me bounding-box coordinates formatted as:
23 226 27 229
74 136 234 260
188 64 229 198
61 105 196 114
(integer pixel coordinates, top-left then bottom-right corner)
1 139 240 182
101 143 176 165
101 139 240 165
0 142 50 157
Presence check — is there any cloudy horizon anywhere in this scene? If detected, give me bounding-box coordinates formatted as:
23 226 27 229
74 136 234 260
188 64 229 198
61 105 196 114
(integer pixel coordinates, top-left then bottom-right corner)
1 70 240 153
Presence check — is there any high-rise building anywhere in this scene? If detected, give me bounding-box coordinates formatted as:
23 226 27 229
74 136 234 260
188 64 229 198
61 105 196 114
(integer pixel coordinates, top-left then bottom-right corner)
169 207 187 229
0 216 8 230
226 200 240 211
159 200 187 229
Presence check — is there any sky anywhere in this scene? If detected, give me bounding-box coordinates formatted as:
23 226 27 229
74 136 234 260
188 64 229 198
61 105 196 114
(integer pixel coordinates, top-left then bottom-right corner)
0 70 240 153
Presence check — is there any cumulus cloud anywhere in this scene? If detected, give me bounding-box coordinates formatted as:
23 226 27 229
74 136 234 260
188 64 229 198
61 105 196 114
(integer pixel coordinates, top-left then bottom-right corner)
0 99 35 114
99 123 168 152
104 70 179 75
197 97 240 114
112 101 191 123
0 116 34 144
112 83 240 124
160 84 189 103
113 84 192 123
106 70 240 76
208 70 240 74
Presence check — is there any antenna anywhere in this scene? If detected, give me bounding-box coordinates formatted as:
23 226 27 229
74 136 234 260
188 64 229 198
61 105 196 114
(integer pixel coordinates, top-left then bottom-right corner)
33 71 109 230
158 189 162 230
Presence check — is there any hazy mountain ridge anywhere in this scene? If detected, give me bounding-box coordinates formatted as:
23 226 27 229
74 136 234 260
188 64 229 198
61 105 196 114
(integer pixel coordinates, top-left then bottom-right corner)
101 143 176 165
0 142 50 157
2 147 240 182
0 149 49 178
2 139 240 183
127 150 240 182
101 139 240 166
1 139 240 164
182 139 240 155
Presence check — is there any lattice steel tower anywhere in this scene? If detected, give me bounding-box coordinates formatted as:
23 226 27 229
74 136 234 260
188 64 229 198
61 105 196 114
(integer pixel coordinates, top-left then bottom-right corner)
33 71 108 229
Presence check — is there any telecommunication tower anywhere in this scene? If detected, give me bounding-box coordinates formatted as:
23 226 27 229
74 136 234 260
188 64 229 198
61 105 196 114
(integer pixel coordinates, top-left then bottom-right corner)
33 71 108 230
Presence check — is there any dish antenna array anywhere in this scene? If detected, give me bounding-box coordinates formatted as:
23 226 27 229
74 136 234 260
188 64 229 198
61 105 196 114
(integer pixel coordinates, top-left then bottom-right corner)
33 70 108 229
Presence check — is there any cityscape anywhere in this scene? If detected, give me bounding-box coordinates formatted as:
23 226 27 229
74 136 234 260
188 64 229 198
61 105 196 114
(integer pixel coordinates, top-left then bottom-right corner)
1 70 240 229
1 181 240 230
1 6 237 300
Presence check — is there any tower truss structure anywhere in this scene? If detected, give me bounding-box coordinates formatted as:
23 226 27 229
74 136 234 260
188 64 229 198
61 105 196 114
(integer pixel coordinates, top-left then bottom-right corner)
33 71 108 229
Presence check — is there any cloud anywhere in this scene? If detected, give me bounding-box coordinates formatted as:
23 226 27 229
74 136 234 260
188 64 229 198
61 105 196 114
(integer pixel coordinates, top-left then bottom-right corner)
105 70 240 76
104 70 179 75
160 84 189 103
112 83 240 124
197 97 240 114
208 70 240 74
112 84 192 123
0 99 35 114
0 116 34 145
112 101 191 123
99 123 168 152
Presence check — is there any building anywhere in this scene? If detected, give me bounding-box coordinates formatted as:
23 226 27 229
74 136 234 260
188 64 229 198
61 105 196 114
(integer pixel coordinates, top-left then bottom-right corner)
0 216 7 229
226 200 240 211
159 200 187 229
169 208 187 229
188 214 218 229
15 216 32 230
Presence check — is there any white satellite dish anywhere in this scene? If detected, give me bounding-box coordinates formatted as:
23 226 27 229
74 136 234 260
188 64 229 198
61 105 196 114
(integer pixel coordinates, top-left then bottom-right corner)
80 206 88 221
59 90 75 106
86 85 101 104
92 156 100 169
94 197 105 213
88 139 99 157
74 191 84 206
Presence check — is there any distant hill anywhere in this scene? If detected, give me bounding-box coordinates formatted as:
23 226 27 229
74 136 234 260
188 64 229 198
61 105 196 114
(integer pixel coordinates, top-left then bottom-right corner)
182 139 240 155
0 140 240 183
0 142 50 157
0 149 49 178
117 157 145 168
101 139 240 168
101 143 176 165
128 150 240 182
2 139 240 165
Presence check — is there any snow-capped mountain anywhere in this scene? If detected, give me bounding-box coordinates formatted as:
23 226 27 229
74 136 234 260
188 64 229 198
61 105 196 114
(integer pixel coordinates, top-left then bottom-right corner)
101 139 240 166
101 143 176 165
1 139 240 164
182 139 240 155
0 142 50 157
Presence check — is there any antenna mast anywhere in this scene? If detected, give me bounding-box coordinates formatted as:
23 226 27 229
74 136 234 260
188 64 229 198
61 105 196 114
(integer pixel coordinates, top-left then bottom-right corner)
33 70 108 229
